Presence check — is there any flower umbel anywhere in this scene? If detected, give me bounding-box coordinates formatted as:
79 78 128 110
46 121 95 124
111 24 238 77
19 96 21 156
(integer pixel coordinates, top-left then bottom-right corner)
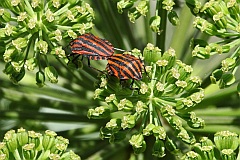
0 128 80 159
0 0 94 85
88 44 205 157
188 0 240 89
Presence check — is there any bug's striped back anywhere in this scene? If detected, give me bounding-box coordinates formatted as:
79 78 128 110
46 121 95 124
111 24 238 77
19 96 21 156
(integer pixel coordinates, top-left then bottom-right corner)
70 33 114 60
106 54 143 80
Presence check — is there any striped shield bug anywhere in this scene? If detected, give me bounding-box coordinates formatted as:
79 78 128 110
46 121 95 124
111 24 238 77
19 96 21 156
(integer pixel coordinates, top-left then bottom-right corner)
68 33 115 71
106 54 144 89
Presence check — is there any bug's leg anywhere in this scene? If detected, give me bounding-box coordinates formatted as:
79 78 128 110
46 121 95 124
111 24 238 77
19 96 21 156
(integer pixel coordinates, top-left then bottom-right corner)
68 54 81 68
87 57 103 73
129 79 140 95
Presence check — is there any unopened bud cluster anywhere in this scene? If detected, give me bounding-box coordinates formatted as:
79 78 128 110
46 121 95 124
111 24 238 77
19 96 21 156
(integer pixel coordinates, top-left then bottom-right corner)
182 130 239 160
187 0 240 89
116 0 179 34
0 128 80 160
0 0 94 86
88 44 205 157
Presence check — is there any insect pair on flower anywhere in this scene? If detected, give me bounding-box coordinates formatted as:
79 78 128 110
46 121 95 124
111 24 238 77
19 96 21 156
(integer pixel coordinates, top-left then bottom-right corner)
67 33 144 89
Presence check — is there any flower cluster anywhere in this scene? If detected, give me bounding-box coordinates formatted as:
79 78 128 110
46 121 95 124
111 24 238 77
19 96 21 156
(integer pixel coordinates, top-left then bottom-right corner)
88 44 205 157
182 130 239 160
0 128 80 160
115 0 179 34
187 0 240 89
0 0 94 86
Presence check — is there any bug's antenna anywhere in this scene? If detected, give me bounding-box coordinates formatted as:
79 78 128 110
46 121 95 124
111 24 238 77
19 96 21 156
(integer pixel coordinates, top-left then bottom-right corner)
114 47 126 52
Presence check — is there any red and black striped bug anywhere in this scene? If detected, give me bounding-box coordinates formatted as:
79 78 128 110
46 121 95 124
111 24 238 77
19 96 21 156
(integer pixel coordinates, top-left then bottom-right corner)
106 54 144 89
68 33 115 70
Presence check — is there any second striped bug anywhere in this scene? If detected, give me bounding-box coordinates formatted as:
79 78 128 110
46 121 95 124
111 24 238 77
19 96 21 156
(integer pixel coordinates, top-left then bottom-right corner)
106 53 144 89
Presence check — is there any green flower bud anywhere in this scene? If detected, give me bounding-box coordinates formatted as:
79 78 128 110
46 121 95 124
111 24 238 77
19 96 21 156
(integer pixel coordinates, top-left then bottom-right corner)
186 112 205 128
42 130 57 150
143 123 155 136
214 131 238 151
105 94 117 104
10 67 25 84
0 154 7 160
12 38 27 50
210 69 223 84
31 0 44 11
36 71 45 87
156 82 165 92
27 18 38 33
136 1 148 16
184 151 201 160
200 137 214 146
117 98 133 111
51 47 65 58
121 114 136 129
25 58 37 71
177 127 196 144
4 23 16 36
4 130 18 152
193 17 218 36
0 142 9 160
3 48 18 62
168 10 179 26
190 89 204 103
37 40 48 55
45 66 58 83
152 126 166 140
190 38 208 49
221 58 236 72
105 118 122 131
23 143 35 159
135 101 147 113
129 133 146 154
140 82 148 94
192 45 210 59
117 0 134 14
221 149 235 160
87 106 110 119
197 145 214 160
162 0 175 11
143 43 162 63
49 153 60 160
185 0 202 14
219 73 235 89
213 12 227 29
60 150 81 160
165 137 179 154
67 30 77 39
128 7 141 23
0 8 11 22
28 131 42 151
93 88 104 99
152 140 165 158
149 16 161 34
17 128 28 146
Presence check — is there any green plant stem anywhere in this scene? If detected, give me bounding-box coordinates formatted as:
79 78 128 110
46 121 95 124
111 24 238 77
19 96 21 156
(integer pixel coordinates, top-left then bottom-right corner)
156 0 167 51
170 4 194 60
